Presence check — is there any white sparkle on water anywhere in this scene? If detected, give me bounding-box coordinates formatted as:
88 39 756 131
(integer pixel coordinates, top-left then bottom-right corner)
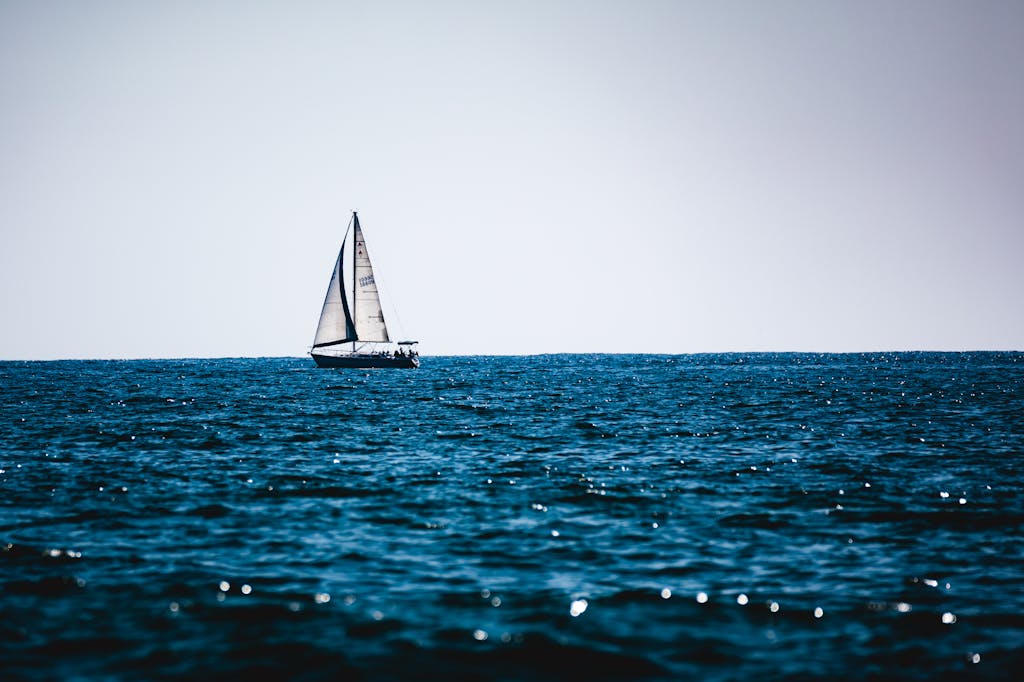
696 592 709 604
570 599 588 617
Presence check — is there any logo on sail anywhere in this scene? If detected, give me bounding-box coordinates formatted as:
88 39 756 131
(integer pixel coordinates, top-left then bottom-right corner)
358 274 375 288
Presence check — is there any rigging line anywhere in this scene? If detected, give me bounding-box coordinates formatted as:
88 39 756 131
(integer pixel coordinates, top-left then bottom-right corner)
370 241 408 342
379 276 407 342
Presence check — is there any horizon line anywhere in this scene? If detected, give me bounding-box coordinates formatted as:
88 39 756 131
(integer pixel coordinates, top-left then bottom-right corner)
1 349 1021 362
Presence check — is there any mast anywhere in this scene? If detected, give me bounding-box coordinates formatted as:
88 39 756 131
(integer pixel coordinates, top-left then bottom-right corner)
352 211 358 352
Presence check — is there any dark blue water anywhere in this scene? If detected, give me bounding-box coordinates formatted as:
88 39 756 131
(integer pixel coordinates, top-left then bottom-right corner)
2 353 1022 680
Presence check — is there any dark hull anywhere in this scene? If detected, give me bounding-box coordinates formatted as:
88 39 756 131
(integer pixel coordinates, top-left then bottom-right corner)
311 352 419 369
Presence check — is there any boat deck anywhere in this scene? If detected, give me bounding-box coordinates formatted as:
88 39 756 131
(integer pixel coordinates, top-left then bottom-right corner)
311 352 419 369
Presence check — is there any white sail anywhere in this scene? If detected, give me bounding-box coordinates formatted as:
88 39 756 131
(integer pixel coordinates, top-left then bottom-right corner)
312 244 356 348
351 216 391 342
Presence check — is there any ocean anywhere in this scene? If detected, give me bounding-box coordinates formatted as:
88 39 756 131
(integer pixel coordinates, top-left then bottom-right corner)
1 353 1022 681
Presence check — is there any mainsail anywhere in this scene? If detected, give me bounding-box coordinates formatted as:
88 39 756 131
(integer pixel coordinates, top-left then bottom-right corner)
312 244 356 348
312 212 390 349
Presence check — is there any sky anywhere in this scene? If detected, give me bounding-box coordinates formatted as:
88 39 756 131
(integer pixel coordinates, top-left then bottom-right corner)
1 0 1022 359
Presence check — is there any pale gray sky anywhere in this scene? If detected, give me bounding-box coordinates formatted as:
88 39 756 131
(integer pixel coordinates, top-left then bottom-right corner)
1 0 1021 359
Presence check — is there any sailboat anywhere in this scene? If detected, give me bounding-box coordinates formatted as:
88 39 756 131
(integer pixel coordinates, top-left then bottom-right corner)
310 211 419 368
